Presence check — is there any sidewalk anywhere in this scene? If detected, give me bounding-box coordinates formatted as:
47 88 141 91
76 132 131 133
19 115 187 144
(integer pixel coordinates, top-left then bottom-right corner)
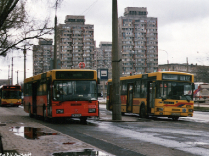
0 107 112 156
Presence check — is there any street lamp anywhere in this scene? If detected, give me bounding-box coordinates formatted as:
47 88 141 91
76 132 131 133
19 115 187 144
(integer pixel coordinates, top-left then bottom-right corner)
159 49 169 64
15 69 31 85
16 70 19 84
159 49 169 71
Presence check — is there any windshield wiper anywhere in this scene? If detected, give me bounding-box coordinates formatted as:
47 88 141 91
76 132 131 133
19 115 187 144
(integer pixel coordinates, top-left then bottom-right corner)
183 95 190 102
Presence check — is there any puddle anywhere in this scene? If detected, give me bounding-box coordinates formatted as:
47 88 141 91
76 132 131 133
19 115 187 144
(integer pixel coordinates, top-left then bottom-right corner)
9 126 58 139
62 142 75 145
186 142 209 145
0 123 6 126
52 149 111 156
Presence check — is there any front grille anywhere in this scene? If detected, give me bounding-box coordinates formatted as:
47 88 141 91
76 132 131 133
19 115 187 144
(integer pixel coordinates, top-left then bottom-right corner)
164 101 174 104
71 103 82 106
172 109 180 111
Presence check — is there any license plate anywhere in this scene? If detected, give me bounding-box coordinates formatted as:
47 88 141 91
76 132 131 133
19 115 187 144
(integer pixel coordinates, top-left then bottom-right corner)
72 114 81 117
171 113 180 116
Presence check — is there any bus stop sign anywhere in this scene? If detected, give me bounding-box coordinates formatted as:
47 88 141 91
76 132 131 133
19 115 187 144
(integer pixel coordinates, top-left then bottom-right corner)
97 69 108 80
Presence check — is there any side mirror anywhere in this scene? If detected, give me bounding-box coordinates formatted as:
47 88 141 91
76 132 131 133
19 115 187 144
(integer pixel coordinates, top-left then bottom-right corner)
192 83 195 90
97 78 100 84
162 97 166 101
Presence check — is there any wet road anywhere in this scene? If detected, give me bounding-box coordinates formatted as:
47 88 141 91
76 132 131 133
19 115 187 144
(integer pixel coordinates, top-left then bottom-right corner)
5 105 209 156
44 105 209 156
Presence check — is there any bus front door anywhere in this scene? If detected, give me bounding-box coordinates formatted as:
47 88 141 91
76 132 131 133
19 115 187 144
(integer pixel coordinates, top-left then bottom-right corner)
127 83 134 113
32 82 37 115
147 82 155 115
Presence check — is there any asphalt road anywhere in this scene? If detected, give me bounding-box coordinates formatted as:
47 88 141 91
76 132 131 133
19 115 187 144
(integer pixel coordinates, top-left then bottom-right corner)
1 105 209 156
45 105 209 156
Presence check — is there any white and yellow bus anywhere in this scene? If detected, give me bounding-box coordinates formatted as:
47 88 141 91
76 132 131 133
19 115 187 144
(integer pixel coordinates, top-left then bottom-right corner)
107 71 194 120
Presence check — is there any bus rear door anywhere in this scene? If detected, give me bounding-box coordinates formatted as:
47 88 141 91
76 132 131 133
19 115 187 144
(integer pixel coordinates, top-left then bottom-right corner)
147 81 155 115
32 82 37 115
127 83 134 113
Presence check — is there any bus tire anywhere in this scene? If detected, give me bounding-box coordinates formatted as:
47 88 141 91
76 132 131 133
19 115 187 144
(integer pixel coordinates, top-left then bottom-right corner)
44 108 49 122
172 117 179 121
80 117 87 124
29 104 33 118
140 105 146 118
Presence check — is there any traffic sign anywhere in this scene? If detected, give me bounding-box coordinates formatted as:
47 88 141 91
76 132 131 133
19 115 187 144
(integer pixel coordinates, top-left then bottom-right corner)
79 62 85 68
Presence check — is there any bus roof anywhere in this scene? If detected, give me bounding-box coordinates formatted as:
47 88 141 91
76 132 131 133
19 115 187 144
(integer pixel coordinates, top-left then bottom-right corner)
24 69 97 83
107 71 194 82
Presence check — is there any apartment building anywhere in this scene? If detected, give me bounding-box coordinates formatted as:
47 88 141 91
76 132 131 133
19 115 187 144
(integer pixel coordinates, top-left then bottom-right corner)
56 15 95 69
95 42 112 97
95 42 112 76
33 39 54 75
118 7 158 75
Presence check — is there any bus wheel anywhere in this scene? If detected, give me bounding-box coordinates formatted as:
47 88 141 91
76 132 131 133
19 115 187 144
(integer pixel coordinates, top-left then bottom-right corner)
80 117 87 124
172 117 179 121
140 105 146 118
29 105 33 118
44 108 49 122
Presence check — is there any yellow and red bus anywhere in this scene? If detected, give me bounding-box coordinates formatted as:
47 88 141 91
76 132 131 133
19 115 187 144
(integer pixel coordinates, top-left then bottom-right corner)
24 69 100 122
107 71 194 120
0 85 22 107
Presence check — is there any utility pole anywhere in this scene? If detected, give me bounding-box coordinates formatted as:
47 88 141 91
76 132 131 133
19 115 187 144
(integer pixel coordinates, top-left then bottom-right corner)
53 1 58 69
11 57 13 85
23 46 26 81
186 57 188 72
16 70 19 84
8 65 10 84
112 0 121 120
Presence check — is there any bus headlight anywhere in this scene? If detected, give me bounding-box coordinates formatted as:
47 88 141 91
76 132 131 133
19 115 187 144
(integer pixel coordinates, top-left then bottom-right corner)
182 108 187 113
56 109 64 114
88 108 96 113
188 109 193 112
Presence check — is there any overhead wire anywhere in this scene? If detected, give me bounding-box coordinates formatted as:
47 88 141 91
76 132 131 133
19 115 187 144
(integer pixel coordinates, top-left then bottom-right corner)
80 0 98 15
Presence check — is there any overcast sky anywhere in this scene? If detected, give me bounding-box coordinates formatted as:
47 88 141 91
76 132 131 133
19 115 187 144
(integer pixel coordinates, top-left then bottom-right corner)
1 0 209 84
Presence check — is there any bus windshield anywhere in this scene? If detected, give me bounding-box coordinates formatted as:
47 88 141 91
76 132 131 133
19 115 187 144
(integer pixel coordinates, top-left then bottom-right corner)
2 91 21 99
156 81 193 101
53 80 97 101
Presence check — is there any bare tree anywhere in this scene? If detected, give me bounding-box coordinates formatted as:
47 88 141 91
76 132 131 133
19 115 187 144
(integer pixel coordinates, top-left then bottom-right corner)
0 0 53 56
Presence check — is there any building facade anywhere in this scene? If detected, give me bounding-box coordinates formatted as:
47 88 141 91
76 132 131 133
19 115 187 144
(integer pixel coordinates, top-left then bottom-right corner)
56 15 95 69
95 42 112 77
158 63 209 83
95 42 112 97
33 39 54 75
0 79 10 86
118 7 158 75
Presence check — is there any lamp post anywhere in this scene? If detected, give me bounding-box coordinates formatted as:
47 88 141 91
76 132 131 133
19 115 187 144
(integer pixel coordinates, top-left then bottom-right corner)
11 56 22 85
159 49 169 70
15 69 31 85
16 70 19 84
23 46 26 81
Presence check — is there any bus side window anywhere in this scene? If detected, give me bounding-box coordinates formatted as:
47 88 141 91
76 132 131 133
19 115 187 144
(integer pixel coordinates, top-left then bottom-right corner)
134 80 141 98
121 81 127 95
141 80 147 98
